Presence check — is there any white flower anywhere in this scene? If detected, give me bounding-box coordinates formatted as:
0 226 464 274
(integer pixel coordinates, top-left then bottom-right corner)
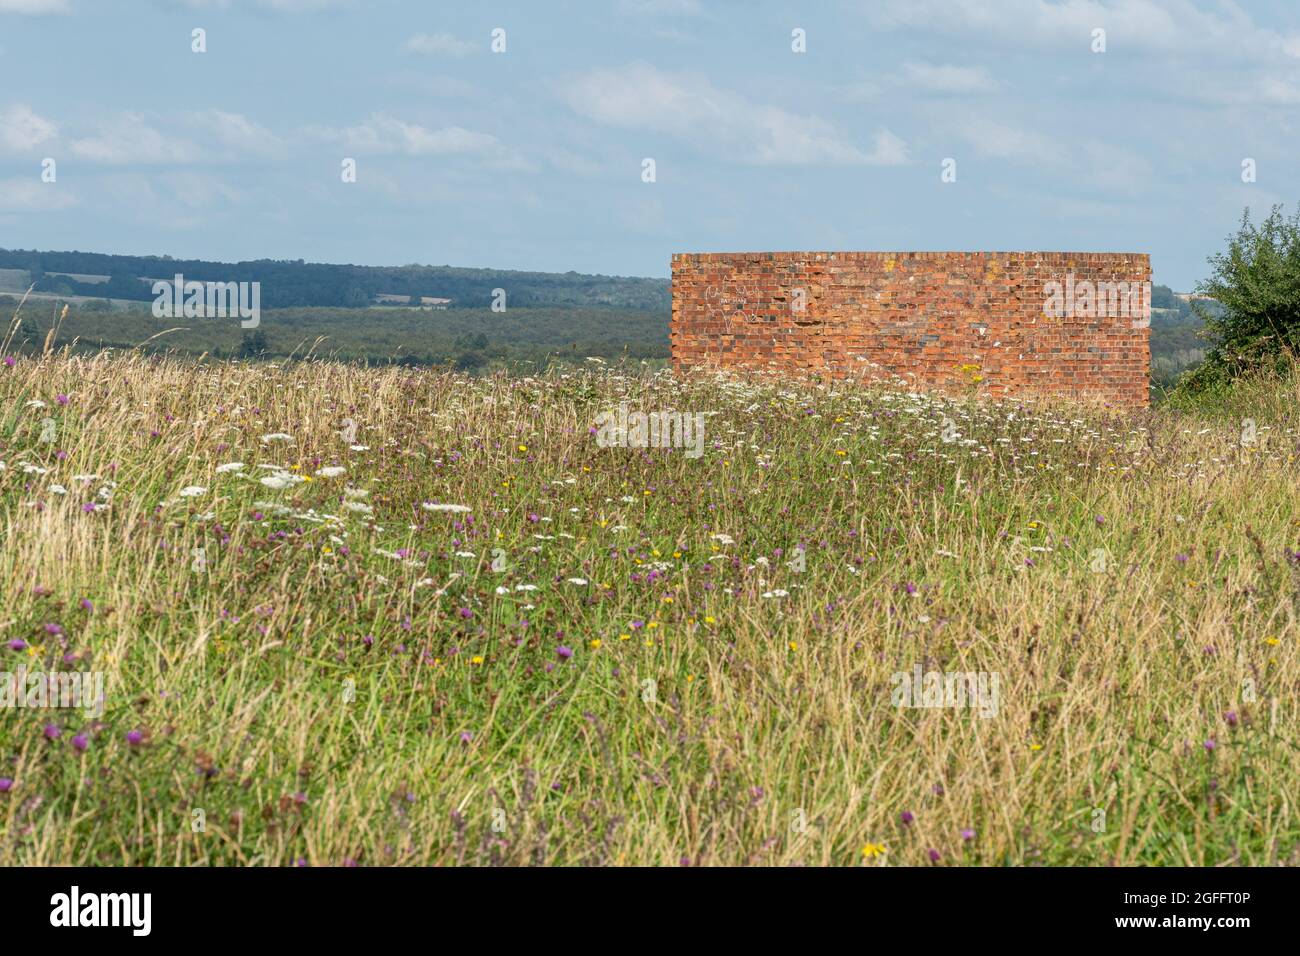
49 484 68 495
215 462 245 473
343 501 374 515
260 433 293 444
178 486 207 497
456 551 477 558
259 473 302 490
761 589 789 599
514 584 538 592
349 444 369 451
315 466 346 478
21 463 47 475
567 578 588 585
343 486 370 499
421 502 471 513
711 533 735 546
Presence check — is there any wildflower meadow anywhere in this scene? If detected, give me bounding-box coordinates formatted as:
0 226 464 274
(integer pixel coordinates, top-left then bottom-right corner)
1 348 1296 866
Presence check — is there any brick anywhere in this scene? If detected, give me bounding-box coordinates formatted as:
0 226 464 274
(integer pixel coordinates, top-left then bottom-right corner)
670 251 1151 407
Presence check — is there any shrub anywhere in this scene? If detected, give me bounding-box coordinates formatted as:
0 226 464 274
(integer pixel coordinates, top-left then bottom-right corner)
1182 204 1300 391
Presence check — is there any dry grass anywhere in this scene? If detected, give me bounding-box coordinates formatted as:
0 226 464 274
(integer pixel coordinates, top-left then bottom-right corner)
0 348 1296 866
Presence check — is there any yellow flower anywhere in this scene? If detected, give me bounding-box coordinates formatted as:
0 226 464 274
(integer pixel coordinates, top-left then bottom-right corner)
589 639 602 649
518 444 527 452
619 633 631 641
672 551 682 558
470 655 484 665
861 843 887 859
704 616 716 625
788 641 798 651
1029 742 1043 752
647 621 660 629
686 674 695 682
1264 636 1280 646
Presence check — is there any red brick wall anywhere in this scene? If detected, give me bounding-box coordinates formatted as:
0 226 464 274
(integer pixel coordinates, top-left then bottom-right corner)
670 252 1151 407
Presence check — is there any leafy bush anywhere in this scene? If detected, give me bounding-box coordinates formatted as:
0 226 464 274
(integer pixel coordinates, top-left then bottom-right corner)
1181 204 1300 390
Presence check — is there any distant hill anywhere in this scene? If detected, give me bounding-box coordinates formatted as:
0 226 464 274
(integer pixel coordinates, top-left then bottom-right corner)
0 248 671 312
0 248 1214 384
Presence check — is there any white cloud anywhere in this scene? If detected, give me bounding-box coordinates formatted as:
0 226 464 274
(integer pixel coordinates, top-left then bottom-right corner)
73 114 202 164
951 115 1063 164
864 0 1296 61
0 177 74 211
194 110 283 157
618 0 702 15
71 110 280 164
561 62 906 166
404 32 477 56
0 0 68 13
0 103 58 152
902 61 998 94
305 112 506 158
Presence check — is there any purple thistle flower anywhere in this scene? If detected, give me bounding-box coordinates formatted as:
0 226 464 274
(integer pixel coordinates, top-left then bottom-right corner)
8 639 27 652
900 811 914 825
0 778 12 792
458 607 473 620
126 729 144 745
44 723 61 740
56 394 69 406
2 356 15 368
1224 711 1238 727
43 622 63 636
72 734 88 752
928 848 940 862
1203 738 1216 752
80 598 94 612
960 828 976 841
556 645 573 659
81 503 97 513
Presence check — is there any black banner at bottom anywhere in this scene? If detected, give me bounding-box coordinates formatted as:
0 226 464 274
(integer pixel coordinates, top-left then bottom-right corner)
0 864 1288 942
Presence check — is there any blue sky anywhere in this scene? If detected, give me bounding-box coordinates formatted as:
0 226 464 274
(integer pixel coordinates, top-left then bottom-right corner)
0 0 1297 289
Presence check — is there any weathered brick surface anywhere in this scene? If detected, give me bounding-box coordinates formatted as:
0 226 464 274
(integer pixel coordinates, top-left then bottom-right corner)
670 252 1151 407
